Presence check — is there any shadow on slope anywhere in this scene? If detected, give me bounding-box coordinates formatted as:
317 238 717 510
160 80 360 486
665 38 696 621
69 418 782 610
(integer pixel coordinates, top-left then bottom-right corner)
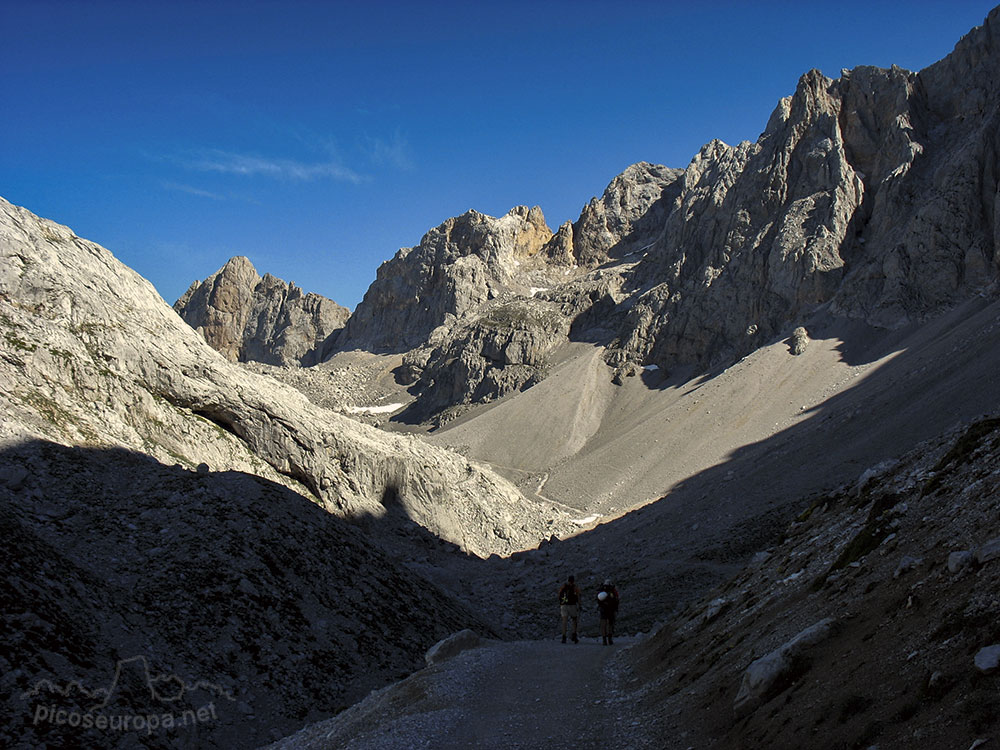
1 440 493 750
617 416 1000 750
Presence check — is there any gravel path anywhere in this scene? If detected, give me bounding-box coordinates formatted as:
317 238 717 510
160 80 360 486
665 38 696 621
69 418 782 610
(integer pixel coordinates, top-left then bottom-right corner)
269 637 650 750
436 639 618 749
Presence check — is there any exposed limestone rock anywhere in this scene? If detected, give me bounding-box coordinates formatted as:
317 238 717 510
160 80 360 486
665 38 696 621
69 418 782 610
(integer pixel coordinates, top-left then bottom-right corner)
893 554 923 578
976 537 1000 565
337 205 555 353
400 298 570 423
603 17 1000 372
701 597 729 625
543 221 575 266
733 618 837 714
0 197 574 558
974 644 1000 673
174 256 349 366
948 549 974 573
789 326 809 355
552 161 684 266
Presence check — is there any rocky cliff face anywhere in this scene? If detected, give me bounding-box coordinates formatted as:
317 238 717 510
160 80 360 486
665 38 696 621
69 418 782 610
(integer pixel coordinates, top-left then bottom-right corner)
398 297 572 424
610 9 1000 372
552 161 684 267
331 164 686 421
337 205 556 353
174 256 349 366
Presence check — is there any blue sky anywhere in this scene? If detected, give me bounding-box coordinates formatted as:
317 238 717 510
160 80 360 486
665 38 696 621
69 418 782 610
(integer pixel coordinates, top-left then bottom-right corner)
2 0 996 309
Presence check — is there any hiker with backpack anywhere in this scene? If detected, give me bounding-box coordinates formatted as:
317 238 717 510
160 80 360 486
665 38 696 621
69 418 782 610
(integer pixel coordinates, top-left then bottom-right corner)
558 575 581 643
596 579 619 645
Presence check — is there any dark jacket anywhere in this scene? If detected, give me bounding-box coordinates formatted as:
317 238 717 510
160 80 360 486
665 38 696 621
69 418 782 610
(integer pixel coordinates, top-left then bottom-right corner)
596 586 619 619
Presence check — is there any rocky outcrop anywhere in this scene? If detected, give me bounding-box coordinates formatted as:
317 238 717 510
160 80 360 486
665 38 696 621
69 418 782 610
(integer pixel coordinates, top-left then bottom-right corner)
336 205 555 353
332 166 687 418
174 256 349 366
400 298 570 423
0 197 574 558
550 161 684 266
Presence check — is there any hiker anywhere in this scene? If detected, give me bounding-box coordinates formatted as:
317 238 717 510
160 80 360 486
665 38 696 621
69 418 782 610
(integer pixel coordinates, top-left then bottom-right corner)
597 579 619 645
558 575 581 643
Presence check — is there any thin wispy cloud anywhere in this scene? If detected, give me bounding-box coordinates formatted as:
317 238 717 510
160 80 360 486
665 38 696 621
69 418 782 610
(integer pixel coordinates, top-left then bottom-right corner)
365 130 415 171
162 182 225 200
179 149 367 184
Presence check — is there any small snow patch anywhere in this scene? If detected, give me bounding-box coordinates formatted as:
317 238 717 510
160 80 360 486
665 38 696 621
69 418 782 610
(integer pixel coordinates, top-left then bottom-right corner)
571 514 602 526
346 403 405 415
643 364 659 372
529 287 549 297
625 240 657 257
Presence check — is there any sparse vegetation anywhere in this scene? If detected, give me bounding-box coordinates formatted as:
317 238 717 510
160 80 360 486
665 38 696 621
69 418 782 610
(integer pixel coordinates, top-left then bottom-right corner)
4 331 36 352
16 389 97 441
481 302 561 331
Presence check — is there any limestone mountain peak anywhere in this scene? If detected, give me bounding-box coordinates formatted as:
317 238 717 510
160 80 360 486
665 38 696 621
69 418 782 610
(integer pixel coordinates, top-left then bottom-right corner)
174 256 349 366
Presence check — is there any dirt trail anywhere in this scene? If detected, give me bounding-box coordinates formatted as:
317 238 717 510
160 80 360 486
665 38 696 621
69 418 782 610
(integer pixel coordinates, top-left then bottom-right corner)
270 637 651 750
436 640 618 750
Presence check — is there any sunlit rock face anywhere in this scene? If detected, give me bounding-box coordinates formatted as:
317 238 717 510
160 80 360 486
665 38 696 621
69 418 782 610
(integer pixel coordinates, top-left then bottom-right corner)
174 256 350 366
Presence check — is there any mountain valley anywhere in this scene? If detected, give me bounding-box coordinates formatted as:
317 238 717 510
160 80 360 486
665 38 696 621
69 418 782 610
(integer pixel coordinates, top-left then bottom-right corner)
4 7 1000 749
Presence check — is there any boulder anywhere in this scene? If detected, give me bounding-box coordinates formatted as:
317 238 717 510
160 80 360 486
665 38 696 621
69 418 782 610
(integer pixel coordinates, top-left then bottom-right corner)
789 326 809 356
734 618 837 714
973 644 1000 674
701 598 729 625
948 550 974 573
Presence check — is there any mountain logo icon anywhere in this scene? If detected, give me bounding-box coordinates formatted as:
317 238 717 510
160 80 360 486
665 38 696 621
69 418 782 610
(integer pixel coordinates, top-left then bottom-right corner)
20 655 235 712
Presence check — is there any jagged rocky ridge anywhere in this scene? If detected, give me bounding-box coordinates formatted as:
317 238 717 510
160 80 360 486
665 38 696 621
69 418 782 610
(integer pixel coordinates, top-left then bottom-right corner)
611 32 1000 372
174 256 350 366
226 9 998 424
